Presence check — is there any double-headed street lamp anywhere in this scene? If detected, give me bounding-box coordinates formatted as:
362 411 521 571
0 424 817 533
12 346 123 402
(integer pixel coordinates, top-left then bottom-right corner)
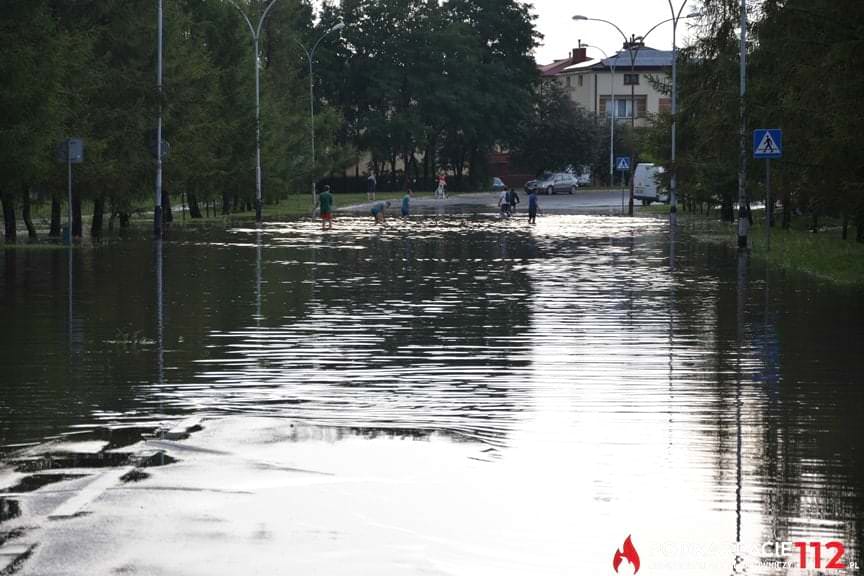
667 1 699 221
230 0 281 223
573 11 698 218
295 22 345 206
582 44 621 198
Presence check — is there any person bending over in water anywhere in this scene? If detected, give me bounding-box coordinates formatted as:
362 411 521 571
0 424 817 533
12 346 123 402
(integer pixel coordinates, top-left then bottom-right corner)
371 200 391 224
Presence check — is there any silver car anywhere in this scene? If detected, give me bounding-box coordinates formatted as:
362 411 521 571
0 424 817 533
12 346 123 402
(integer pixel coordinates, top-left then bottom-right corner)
532 172 578 195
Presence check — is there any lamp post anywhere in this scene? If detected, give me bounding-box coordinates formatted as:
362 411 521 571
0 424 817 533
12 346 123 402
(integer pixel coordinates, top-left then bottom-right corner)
229 0 281 223
574 16 673 216
154 0 164 237
737 0 749 249
667 3 702 223
295 22 345 207
583 44 620 195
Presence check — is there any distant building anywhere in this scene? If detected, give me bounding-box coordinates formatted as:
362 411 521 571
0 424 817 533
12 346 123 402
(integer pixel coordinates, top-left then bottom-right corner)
540 45 673 128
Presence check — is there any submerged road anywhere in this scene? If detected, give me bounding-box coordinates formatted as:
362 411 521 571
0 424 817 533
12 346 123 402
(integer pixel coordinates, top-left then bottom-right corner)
339 188 633 215
1 213 861 575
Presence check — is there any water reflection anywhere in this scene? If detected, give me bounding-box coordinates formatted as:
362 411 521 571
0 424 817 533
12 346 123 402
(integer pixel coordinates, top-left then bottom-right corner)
0 215 862 573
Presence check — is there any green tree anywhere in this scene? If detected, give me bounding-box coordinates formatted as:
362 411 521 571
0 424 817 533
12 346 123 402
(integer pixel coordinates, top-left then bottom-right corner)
510 82 601 176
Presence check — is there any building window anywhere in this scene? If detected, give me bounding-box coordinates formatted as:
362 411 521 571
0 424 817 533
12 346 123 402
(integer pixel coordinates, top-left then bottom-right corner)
659 98 672 114
601 96 649 119
624 73 640 86
566 76 572 87
578 75 584 87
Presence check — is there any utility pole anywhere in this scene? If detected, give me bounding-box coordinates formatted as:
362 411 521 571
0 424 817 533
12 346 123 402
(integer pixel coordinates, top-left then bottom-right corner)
737 0 749 249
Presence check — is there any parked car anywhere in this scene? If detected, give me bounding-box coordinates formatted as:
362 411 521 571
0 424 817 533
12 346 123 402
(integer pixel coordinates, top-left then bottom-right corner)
633 163 666 205
528 172 579 195
491 177 507 192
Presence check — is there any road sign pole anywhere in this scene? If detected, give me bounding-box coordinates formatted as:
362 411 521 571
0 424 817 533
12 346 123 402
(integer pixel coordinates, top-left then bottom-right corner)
766 158 772 228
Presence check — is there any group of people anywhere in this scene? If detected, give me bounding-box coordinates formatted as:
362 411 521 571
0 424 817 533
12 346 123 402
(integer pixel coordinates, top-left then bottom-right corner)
316 179 541 231
368 173 446 200
315 184 412 230
499 187 540 224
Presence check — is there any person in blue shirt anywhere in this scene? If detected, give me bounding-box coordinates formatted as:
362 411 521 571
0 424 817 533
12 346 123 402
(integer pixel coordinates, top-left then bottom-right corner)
528 189 539 225
371 200 391 224
401 188 412 218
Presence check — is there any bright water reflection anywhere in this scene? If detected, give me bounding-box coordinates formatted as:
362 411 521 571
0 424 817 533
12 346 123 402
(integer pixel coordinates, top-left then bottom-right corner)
1 214 862 574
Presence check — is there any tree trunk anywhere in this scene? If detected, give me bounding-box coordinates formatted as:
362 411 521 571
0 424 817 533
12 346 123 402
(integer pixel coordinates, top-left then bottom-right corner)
857 212 864 243
222 191 231 215
188 192 202 219
162 187 173 223
1 191 17 243
119 212 131 229
810 209 818 234
21 184 37 240
842 213 849 241
50 194 61 237
72 187 82 239
721 193 734 223
782 185 792 230
91 195 105 240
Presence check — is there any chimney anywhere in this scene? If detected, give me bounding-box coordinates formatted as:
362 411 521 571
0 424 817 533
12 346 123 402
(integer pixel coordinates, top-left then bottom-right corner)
571 46 589 64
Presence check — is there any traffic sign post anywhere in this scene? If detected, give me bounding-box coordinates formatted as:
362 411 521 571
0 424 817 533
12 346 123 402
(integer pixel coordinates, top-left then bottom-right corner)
754 129 782 230
615 156 631 172
615 157 631 214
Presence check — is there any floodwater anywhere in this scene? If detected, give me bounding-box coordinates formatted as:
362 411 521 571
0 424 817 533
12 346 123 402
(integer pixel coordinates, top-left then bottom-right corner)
1 214 862 574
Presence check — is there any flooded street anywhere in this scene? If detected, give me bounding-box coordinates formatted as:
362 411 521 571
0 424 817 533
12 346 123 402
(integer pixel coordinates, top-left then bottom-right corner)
1 214 862 574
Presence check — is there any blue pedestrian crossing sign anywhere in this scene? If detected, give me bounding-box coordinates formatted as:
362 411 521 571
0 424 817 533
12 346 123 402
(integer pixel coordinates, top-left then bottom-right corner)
753 129 782 159
615 156 631 171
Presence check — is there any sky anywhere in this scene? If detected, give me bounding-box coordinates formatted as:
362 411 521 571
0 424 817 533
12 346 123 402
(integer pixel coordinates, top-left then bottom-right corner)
524 0 700 64
310 0 699 65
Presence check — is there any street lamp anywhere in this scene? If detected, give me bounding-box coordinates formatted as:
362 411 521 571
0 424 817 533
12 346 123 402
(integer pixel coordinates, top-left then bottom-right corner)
574 15 674 216
582 44 621 199
154 0 164 237
667 3 702 222
737 0 749 249
229 0 281 223
295 21 345 207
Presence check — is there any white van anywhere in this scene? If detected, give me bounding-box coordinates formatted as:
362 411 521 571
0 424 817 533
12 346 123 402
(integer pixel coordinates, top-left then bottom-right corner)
633 163 666 205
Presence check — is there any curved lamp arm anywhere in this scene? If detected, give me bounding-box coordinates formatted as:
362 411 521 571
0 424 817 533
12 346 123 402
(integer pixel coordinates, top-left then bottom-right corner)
572 15 628 44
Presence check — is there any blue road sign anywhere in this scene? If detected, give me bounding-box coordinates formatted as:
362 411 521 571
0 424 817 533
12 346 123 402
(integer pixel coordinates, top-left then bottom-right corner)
753 129 782 159
615 156 631 171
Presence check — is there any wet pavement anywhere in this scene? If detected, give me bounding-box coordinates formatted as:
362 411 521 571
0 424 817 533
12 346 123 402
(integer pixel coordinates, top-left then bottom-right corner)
1 213 863 574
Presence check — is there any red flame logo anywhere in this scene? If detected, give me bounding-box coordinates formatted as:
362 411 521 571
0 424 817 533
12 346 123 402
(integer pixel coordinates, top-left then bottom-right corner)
613 535 641 574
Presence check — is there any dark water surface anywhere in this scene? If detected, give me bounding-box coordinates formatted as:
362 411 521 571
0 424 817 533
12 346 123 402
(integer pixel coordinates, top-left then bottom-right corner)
1 215 862 573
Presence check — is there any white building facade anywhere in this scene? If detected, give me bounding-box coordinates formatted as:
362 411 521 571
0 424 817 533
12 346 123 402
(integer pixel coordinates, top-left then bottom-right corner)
544 47 673 128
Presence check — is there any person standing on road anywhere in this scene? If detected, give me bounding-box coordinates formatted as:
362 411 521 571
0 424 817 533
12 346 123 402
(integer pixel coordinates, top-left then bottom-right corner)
367 172 377 201
316 185 334 231
436 174 447 199
508 187 520 214
371 200 390 224
498 189 511 218
528 188 539 225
